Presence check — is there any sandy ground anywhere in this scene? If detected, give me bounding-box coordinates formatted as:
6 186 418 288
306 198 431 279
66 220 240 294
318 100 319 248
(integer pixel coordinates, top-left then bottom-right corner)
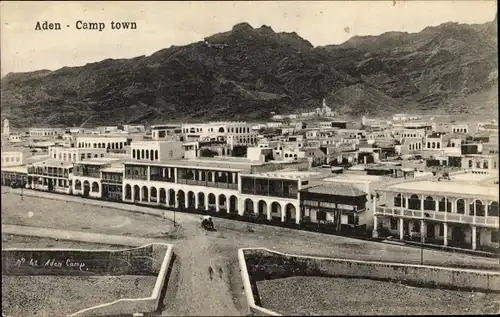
2 235 127 249
2 275 158 317
2 190 499 316
256 276 500 316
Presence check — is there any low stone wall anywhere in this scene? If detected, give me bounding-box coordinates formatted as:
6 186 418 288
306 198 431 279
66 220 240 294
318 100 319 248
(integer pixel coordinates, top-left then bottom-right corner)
2 244 174 317
239 247 500 316
2 245 158 276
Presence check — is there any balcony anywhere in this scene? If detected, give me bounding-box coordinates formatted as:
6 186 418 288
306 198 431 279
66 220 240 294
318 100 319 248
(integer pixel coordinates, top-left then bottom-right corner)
101 178 122 185
73 171 101 178
124 174 148 181
241 187 298 199
150 175 175 183
177 178 238 190
375 206 499 228
27 169 69 179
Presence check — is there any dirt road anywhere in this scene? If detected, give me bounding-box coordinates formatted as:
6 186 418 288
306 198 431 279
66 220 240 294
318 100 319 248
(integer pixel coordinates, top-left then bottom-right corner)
2 188 499 316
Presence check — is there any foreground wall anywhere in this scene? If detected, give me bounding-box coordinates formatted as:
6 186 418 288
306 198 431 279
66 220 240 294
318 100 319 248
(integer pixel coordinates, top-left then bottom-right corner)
239 248 500 316
2 244 173 317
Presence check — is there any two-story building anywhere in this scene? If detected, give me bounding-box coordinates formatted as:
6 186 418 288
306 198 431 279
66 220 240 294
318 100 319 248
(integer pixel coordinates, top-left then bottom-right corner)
182 121 258 146
76 136 130 151
373 171 499 252
72 158 123 198
27 160 73 194
29 128 64 137
151 124 183 141
121 158 252 215
101 166 124 202
130 140 184 161
48 146 108 162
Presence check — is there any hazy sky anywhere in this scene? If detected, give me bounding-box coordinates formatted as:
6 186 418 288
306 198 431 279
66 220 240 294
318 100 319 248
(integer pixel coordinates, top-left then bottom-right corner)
1 1 496 76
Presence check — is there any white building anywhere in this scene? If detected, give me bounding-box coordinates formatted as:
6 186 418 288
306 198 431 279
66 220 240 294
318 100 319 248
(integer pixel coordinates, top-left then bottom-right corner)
451 124 469 134
1 151 24 167
373 170 499 251
48 146 108 162
8 134 22 143
29 128 63 137
130 140 184 162
151 124 182 141
76 136 129 150
181 121 258 146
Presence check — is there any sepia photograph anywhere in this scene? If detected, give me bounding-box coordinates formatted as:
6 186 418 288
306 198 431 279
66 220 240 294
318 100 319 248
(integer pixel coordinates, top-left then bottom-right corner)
1 1 499 316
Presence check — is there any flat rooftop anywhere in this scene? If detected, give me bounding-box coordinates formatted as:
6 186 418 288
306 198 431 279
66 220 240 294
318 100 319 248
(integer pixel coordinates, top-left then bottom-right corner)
101 166 124 173
31 160 74 168
124 158 263 172
384 180 498 199
75 158 125 165
1 166 28 174
256 170 323 179
326 174 388 182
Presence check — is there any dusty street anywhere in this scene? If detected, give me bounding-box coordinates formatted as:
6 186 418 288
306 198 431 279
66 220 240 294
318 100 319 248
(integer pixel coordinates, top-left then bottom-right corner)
2 189 499 316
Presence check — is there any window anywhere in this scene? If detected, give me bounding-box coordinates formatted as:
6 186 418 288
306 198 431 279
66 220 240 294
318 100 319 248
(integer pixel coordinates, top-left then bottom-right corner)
439 224 444 236
317 211 326 221
413 221 421 232
492 230 499 243
390 219 397 230
101 154 104 158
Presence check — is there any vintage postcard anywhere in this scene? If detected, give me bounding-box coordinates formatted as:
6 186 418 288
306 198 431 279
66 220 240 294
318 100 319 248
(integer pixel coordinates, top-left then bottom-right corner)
1 1 498 316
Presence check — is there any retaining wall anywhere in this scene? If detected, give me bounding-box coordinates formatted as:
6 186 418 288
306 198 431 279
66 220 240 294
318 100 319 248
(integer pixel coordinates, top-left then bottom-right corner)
2 244 173 317
238 247 500 316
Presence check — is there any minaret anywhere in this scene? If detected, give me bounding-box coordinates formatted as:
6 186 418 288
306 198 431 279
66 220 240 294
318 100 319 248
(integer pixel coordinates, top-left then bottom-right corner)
3 119 10 136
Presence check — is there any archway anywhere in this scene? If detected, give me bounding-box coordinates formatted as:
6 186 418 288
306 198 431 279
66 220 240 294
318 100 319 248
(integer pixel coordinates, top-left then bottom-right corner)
83 181 90 197
168 189 176 206
258 200 267 217
470 200 485 216
150 187 158 202
208 193 216 211
408 194 421 210
271 202 282 220
218 194 227 212
188 191 196 209
159 188 166 204
177 190 185 209
285 204 296 223
75 180 82 191
134 185 140 201
456 199 465 214
91 182 99 193
198 192 206 210
141 186 149 202
488 201 499 216
244 199 254 214
423 196 435 211
125 184 132 200
229 195 238 214
394 194 403 207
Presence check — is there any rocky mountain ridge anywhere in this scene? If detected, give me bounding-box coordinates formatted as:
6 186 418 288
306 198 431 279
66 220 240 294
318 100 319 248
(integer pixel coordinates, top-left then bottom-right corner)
1 18 497 128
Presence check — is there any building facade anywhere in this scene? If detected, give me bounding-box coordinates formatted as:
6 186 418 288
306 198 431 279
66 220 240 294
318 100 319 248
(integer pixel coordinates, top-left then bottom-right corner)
373 172 499 252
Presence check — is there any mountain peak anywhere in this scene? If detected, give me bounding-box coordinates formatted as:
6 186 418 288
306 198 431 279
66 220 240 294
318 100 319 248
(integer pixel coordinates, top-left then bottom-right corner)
232 22 254 32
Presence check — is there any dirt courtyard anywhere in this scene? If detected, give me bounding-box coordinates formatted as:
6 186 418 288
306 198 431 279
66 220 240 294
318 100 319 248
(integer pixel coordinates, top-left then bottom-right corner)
2 190 499 316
